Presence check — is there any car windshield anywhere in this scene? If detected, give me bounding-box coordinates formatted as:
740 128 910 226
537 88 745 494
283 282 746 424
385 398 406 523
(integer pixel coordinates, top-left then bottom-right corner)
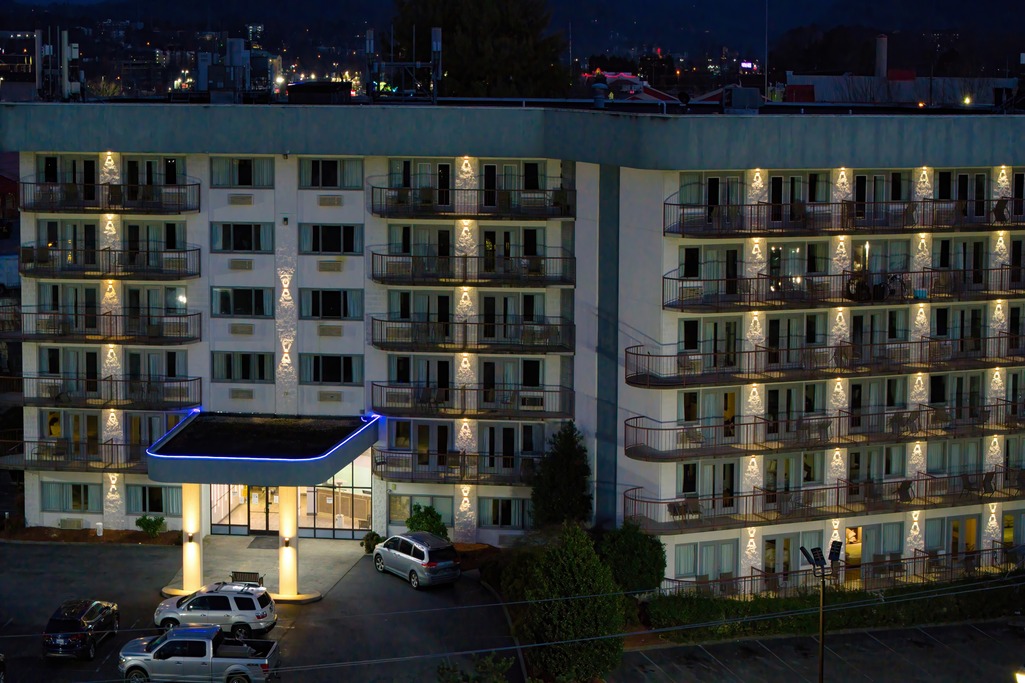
45 618 81 633
430 546 458 562
257 593 271 608
145 633 169 652
175 592 198 608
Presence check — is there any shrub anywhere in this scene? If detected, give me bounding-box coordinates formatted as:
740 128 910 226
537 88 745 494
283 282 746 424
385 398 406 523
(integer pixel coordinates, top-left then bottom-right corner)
515 523 623 680
135 515 165 539
436 653 513 682
596 521 666 594
360 530 383 554
405 503 449 540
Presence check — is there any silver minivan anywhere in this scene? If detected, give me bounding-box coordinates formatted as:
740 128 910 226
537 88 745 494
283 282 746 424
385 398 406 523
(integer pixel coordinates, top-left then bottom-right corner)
373 532 461 589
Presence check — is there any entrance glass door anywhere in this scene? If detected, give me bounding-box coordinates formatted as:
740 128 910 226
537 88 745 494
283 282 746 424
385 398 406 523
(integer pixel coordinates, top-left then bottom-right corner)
248 486 280 534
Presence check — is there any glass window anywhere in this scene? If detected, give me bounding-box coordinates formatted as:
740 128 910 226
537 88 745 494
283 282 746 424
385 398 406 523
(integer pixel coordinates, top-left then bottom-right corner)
211 352 274 383
299 158 363 189
211 223 273 253
210 157 274 188
398 539 413 555
299 289 363 320
211 288 273 317
207 595 232 610
799 530 823 566
233 597 255 611
674 543 697 577
40 482 101 513
127 485 182 516
478 497 531 528
299 355 363 385
299 224 363 254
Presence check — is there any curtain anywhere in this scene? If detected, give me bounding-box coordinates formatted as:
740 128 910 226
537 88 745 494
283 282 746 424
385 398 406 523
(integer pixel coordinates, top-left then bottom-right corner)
210 158 232 186
478 498 494 526
343 290 363 319
212 352 229 380
863 525 880 559
720 540 737 576
700 543 717 578
680 173 700 204
340 159 363 189
251 158 274 187
41 482 62 511
299 355 313 383
298 224 313 253
882 522 903 554
925 519 944 550
127 485 143 513
800 531 822 566
927 442 946 473
164 486 182 516
675 544 696 577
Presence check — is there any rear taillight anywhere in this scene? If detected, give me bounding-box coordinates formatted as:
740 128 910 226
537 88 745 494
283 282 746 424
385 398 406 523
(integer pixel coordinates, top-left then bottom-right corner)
70 633 87 642
261 663 270 674
256 610 267 620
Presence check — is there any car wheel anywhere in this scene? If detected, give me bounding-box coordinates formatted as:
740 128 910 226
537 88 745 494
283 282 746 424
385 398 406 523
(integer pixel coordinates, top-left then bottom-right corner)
226 674 250 683
374 554 386 573
408 571 421 589
160 618 179 631
231 623 252 639
83 639 96 661
125 668 149 683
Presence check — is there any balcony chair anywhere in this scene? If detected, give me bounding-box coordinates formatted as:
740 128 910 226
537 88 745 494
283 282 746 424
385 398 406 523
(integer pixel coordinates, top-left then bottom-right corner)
930 273 953 297
993 197 1010 224
107 183 123 209
694 574 712 595
764 572 782 596
980 471 996 498
789 200 808 228
1013 469 1025 496
901 201 918 228
960 473 982 499
666 501 685 520
683 496 703 523
930 407 953 430
718 571 738 597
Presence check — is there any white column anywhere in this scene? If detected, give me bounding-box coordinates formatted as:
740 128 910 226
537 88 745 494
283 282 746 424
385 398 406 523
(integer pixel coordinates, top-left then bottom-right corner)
830 236 850 275
914 167 933 203
905 510 924 557
102 472 126 531
741 454 761 495
100 152 122 185
995 166 1012 200
831 168 852 204
741 527 761 578
828 307 850 348
278 486 298 597
746 169 767 231
182 483 204 592
984 501 1003 551
371 475 388 535
826 447 846 487
453 483 478 544
912 302 931 365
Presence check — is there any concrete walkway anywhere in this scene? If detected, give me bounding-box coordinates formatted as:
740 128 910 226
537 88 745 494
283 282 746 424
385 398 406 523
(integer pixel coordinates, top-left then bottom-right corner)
161 535 366 604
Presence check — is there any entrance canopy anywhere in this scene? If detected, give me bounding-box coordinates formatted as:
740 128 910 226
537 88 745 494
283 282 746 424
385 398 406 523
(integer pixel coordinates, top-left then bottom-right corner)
147 412 381 486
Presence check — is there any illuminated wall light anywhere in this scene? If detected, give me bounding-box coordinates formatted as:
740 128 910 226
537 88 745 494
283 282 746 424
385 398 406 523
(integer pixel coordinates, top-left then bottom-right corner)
455 418 475 454
830 378 847 411
915 166 932 202
995 233 1009 266
831 308 849 341
746 385 763 415
913 304 930 339
280 338 293 366
747 313 764 347
910 374 927 405
278 269 294 305
992 368 1005 396
460 485 471 512
909 442 925 473
832 236 850 273
105 408 120 432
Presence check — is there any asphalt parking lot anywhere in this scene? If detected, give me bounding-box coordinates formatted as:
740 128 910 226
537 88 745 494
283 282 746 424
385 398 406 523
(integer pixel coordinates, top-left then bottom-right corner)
0 541 520 682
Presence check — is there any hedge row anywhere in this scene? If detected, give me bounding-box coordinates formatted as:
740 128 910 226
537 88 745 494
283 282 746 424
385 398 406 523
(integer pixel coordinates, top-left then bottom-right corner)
646 575 1025 643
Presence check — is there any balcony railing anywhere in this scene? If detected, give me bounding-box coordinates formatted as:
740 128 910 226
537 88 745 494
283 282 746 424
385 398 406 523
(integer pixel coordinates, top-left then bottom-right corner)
11 375 202 410
664 197 1025 238
370 316 574 353
369 251 575 286
0 439 148 473
371 447 541 485
368 174 574 219
624 344 749 388
371 383 573 419
624 416 758 461
664 267 1023 312
20 175 201 214
0 306 202 344
19 242 202 280
659 547 1008 599
625 466 1025 535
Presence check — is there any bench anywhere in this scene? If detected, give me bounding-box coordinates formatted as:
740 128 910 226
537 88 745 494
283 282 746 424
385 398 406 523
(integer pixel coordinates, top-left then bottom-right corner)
230 571 264 586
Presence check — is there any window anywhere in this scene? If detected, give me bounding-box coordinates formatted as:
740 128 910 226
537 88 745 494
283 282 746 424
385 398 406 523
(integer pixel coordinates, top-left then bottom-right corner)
674 539 737 579
211 223 273 253
924 518 944 551
881 522 904 554
212 288 273 317
299 224 363 254
299 289 363 320
680 247 700 278
299 158 363 189
677 463 698 495
388 494 454 525
212 352 274 382
806 243 828 273
798 530 823 566
680 320 699 351
802 452 823 484
233 597 256 611
886 378 906 408
210 157 274 188
41 482 101 513
299 355 363 385
478 497 531 528
521 360 542 387
884 445 906 477
127 485 182 516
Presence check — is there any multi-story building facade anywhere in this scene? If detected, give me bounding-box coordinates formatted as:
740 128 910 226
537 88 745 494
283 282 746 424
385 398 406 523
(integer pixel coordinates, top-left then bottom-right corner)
2 103 1024 594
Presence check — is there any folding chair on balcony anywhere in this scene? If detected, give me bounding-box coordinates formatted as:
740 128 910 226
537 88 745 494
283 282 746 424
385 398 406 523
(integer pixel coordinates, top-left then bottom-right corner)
683 497 703 523
980 471 996 498
960 473 982 499
901 201 918 228
1013 469 1025 497
718 571 738 597
993 197 1010 224
694 574 712 595
896 479 914 505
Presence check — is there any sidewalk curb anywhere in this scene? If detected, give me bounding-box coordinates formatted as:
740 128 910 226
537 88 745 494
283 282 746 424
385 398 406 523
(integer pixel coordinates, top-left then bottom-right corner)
479 578 529 683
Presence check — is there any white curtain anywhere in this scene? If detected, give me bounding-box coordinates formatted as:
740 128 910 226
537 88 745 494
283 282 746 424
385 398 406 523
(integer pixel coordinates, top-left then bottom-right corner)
675 543 697 577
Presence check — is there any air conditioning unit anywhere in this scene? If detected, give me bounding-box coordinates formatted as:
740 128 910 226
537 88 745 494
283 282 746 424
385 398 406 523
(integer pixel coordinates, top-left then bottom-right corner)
318 324 342 337
228 194 254 206
230 388 254 400
318 195 343 207
318 260 343 272
318 391 342 402
229 323 254 335
229 259 254 271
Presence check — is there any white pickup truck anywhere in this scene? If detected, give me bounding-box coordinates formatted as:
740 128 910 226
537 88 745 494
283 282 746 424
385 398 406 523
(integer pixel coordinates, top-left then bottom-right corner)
118 625 279 683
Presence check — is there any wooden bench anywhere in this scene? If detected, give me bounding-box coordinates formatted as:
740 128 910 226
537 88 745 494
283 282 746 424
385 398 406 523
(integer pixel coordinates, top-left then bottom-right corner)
230 571 264 586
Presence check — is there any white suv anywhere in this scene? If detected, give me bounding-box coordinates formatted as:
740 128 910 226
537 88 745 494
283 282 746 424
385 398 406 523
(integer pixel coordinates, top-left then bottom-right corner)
153 582 277 638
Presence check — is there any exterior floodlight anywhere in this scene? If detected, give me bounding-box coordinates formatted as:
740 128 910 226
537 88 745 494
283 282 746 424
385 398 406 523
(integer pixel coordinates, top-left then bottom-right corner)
800 546 816 566
1015 665 1025 683
828 541 844 562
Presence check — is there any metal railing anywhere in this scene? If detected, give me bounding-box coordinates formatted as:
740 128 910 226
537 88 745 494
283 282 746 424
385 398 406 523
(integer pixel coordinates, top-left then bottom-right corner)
368 174 574 219
623 416 757 461
664 197 1025 237
369 251 576 286
19 242 202 279
370 316 574 353
0 306 202 344
20 174 201 214
371 447 541 485
0 438 148 473
9 374 202 410
371 383 574 419
624 344 749 388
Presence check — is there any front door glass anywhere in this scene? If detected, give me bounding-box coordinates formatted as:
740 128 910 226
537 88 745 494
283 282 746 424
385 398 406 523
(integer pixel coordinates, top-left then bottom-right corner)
248 485 279 534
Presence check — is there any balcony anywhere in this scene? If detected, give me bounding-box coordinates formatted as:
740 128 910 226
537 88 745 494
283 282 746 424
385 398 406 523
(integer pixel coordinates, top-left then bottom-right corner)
370 316 574 353
19 243 202 280
369 251 575 287
663 267 1022 312
663 197 1025 238
660 546 1008 599
14 375 202 410
624 344 750 388
371 383 573 420
0 439 147 473
371 447 540 485
368 174 574 220
20 175 201 214
624 465 1025 536
0 306 202 344
840 402 1010 446
624 416 757 461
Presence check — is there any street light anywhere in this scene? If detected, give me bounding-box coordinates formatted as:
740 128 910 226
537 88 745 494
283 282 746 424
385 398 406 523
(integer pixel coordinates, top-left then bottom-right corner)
801 540 843 683
1016 665 1025 683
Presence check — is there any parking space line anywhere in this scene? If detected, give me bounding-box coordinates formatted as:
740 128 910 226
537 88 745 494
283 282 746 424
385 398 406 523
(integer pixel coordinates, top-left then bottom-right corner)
639 651 675 682
968 623 999 640
756 639 812 683
0 617 11 631
699 644 743 682
864 631 917 668
821 641 874 682
915 626 986 669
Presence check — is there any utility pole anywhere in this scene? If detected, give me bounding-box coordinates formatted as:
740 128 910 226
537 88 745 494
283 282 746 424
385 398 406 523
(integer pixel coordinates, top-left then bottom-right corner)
801 541 843 683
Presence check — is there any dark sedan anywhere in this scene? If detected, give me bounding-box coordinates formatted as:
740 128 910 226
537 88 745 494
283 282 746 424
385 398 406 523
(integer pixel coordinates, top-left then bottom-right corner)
42 599 119 661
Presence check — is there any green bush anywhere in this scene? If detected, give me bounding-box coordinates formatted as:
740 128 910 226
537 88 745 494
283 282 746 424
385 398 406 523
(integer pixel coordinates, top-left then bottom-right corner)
135 515 165 539
405 503 450 540
514 523 623 680
436 653 513 682
360 530 383 554
596 521 666 593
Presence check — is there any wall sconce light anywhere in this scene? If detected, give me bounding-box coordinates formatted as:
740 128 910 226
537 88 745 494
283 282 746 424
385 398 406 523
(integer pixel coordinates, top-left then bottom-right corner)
283 152 289 159
282 217 289 225
187 532 195 543
748 527 757 538
284 537 291 548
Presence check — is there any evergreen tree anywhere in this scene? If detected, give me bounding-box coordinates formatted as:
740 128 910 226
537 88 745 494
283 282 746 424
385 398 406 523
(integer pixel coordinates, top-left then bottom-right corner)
530 421 592 528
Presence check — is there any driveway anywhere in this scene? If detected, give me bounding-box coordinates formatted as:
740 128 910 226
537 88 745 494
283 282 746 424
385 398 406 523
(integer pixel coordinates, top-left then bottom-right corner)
0 541 522 682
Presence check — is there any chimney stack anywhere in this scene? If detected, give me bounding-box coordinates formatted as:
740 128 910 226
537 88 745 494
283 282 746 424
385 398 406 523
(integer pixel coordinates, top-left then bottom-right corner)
875 34 888 79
